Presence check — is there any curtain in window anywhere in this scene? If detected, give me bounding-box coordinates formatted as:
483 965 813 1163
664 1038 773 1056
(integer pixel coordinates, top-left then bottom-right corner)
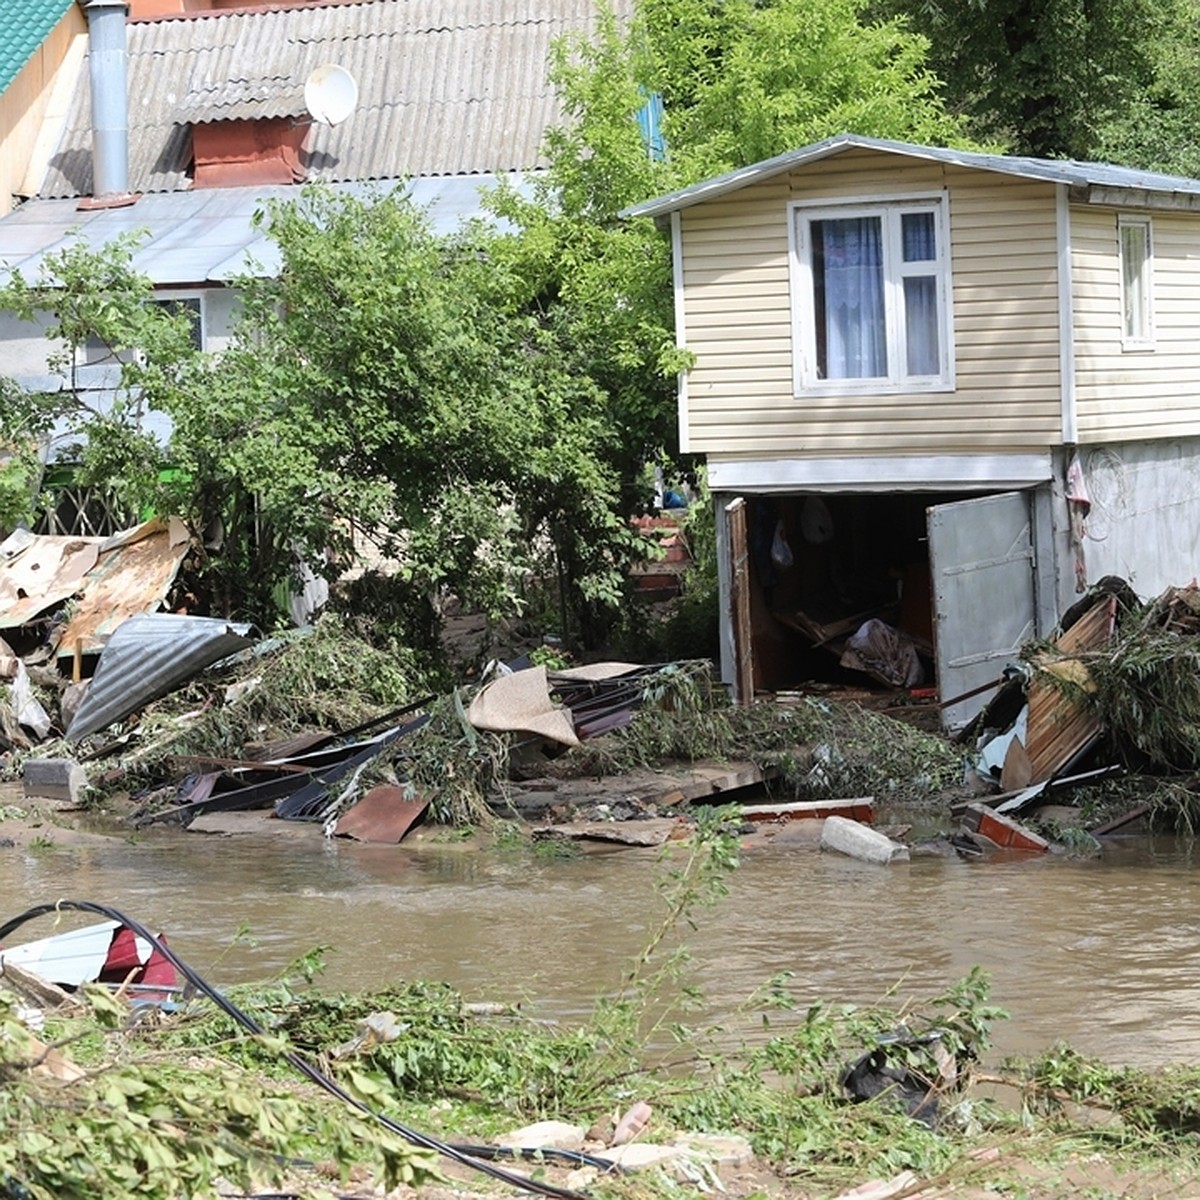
904 277 939 375
901 212 939 375
814 217 885 379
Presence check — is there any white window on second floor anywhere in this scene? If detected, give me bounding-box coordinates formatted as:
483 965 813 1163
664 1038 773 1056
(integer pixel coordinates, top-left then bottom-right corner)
792 196 953 394
1118 216 1153 349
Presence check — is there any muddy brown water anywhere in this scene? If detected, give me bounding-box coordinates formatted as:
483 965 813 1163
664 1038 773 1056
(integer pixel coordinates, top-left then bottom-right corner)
2 789 1198 1069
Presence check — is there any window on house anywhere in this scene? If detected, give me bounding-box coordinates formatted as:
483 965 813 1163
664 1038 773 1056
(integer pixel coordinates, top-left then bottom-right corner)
1118 217 1153 347
82 293 205 365
794 199 951 391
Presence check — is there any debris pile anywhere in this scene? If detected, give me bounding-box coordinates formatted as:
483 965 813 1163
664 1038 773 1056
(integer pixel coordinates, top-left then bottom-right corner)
958 576 1200 839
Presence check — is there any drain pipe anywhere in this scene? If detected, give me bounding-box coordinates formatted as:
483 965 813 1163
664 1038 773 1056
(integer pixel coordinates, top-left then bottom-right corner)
81 0 134 206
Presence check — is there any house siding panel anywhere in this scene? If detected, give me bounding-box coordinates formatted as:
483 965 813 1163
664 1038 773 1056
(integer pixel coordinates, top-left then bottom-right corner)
1072 204 1200 442
679 148 1063 457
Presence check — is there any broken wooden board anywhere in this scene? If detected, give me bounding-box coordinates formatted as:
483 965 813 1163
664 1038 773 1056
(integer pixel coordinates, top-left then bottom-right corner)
740 796 875 824
1024 595 1117 784
961 802 1050 854
505 760 779 818
531 818 688 848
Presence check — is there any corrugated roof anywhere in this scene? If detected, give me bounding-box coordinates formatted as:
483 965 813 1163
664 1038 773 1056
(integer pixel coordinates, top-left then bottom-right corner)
40 0 613 198
0 172 535 286
66 613 258 742
621 134 1200 220
0 0 73 95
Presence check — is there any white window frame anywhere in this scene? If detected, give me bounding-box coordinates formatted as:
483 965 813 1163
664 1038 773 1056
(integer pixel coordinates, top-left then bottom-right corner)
789 191 954 395
79 289 207 366
1117 216 1154 350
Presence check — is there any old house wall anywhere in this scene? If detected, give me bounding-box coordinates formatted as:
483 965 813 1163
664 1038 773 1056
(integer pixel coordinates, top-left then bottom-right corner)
1069 438 1200 601
0 7 86 214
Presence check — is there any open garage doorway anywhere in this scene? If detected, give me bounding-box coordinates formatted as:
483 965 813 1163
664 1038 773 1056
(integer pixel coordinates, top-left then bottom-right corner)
720 488 1048 729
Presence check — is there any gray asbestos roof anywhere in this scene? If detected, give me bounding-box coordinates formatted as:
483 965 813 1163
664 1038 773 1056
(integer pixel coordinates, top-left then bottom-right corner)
622 134 1200 220
0 173 534 286
40 0 610 198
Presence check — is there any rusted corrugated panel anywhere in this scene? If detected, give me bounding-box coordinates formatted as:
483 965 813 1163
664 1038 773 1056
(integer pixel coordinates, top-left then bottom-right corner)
54 517 192 657
333 785 429 843
40 0 624 198
66 612 257 741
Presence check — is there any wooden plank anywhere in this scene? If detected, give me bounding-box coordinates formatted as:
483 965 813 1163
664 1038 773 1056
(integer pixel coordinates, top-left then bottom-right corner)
740 797 875 824
726 498 754 705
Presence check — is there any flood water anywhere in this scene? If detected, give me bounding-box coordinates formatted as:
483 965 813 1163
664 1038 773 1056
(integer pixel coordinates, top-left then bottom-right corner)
2 791 1198 1069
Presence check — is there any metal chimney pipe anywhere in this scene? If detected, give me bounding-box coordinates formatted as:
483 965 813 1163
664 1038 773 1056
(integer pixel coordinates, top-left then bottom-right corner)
84 0 130 198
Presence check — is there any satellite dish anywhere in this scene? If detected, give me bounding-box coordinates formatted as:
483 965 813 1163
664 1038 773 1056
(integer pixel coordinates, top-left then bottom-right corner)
304 64 359 127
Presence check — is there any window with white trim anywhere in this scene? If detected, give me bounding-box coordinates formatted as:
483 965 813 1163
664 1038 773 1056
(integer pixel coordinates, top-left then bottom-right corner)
1118 216 1153 348
793 197 952 392
82 292 205 365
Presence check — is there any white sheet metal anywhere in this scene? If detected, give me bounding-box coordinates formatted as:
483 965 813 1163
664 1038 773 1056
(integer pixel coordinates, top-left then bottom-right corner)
928 492 1037 731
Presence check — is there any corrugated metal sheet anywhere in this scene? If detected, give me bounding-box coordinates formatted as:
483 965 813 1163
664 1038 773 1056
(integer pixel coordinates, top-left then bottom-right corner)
66 612 258 742
0 172 537 285
622 133 1200 220
0 518 190 657
0 528 101 629
39 0 616 198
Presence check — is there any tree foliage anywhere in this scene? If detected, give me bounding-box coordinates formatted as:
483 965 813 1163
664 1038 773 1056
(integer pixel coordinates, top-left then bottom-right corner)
0 233 201 525
874 0 1179 160
636 0 968 178
1 0 976 650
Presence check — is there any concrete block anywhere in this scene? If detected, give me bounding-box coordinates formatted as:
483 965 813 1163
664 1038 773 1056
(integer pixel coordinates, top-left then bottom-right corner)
23 758 88 805
820 815 910 865
593 1143 684 1171
671 1132 754 1168
499 1121 585 1152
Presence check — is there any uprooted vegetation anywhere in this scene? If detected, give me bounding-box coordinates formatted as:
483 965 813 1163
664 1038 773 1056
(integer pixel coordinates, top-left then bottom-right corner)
4 819 1200 1200
3 619 966 829
1014 580 1200 828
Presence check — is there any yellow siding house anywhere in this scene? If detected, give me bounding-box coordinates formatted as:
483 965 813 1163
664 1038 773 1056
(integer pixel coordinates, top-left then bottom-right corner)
626 136 1200 724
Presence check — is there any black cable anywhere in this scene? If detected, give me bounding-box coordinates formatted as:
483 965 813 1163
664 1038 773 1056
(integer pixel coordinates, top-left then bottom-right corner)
0 902 595 1200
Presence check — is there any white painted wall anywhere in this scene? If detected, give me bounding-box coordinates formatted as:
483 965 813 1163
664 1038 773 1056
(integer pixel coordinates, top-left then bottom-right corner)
3 284 243 456
1071 436 1200 600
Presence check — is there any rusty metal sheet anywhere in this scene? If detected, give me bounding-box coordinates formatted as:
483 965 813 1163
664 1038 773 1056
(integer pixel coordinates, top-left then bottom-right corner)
54 517 191 657
0 529 102 628
333 786 430 844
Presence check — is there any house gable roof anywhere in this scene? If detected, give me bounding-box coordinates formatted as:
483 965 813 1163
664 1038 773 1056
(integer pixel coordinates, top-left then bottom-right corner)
0 0 74 95
621 134 1200 220
39 0 611 198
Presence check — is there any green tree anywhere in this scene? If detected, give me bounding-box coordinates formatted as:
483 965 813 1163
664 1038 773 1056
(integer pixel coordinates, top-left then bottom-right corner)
1090 1 1200 176
637 0 967 178
874 0 1175 160
187 187 651 645
0 233 202 526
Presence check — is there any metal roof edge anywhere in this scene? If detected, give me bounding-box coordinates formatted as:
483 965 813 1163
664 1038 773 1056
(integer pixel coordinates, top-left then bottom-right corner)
620 133 1200 220
129 0 375 24
620 134 861 220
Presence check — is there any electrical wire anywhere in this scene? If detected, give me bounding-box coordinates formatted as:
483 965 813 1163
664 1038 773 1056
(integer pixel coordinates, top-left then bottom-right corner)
0 901 598 1200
